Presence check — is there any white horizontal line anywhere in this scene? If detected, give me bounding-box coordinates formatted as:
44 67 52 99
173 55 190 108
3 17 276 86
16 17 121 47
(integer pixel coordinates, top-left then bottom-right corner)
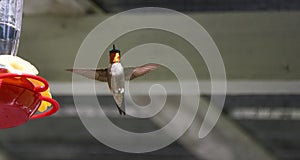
230 107 300 120
49 81 300 95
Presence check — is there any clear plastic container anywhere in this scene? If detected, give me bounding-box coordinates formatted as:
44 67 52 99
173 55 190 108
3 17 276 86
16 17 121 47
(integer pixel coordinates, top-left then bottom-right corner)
0 0 23 55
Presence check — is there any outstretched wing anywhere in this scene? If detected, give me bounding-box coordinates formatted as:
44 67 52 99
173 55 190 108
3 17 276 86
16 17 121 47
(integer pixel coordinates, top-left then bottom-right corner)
124 63 160 80
66 68 108 82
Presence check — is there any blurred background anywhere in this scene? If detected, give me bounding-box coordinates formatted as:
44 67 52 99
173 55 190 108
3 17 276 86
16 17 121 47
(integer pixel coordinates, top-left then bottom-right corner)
0 0 299 160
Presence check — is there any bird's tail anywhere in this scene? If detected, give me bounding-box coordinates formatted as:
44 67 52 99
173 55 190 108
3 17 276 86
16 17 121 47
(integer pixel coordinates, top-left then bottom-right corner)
115 101 126 116
117 106 126 115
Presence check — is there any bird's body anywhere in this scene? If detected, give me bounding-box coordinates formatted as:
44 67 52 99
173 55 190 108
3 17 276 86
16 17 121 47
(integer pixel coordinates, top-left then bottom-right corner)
68 45 159 115
108 62 125 115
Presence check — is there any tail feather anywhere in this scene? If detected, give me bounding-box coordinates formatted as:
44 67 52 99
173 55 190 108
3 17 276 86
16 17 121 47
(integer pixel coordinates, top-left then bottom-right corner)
115 101 126 115
117 106 126 115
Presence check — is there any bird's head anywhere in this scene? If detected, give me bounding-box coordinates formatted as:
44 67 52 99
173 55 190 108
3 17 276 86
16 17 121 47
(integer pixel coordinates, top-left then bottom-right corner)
109 45 121 63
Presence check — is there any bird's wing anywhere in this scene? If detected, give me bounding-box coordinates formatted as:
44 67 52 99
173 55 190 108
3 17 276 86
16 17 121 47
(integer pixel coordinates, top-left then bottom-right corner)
124 63 160 80
66 68 108 82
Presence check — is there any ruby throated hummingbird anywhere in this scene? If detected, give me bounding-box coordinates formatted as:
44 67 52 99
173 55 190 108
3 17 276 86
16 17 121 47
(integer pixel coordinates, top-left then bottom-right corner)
67 45 159 115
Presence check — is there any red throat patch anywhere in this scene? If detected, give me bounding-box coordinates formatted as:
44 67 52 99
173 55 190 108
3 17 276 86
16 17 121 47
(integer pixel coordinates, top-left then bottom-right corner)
110 52 120 63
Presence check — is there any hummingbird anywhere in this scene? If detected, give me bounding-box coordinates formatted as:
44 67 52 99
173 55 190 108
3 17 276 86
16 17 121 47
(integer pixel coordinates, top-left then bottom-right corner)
67 45 159 115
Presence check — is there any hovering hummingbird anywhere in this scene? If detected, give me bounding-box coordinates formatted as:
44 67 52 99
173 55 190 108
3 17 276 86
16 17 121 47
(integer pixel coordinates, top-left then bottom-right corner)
67 45 159 115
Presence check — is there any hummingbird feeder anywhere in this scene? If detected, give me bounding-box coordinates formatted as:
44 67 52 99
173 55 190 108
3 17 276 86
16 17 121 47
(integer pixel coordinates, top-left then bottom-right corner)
0 0 59 128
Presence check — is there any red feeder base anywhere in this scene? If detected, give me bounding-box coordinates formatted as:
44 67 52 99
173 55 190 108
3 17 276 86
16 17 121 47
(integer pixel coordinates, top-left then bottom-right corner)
0 73 59 129
0 106 29 128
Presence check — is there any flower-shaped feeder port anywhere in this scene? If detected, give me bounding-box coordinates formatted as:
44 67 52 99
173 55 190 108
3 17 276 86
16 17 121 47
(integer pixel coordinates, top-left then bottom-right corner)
0 72 59 129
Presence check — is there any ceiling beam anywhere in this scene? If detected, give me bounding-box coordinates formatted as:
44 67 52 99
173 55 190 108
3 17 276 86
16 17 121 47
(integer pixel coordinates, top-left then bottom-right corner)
146 96 276 160
23 0 102 15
